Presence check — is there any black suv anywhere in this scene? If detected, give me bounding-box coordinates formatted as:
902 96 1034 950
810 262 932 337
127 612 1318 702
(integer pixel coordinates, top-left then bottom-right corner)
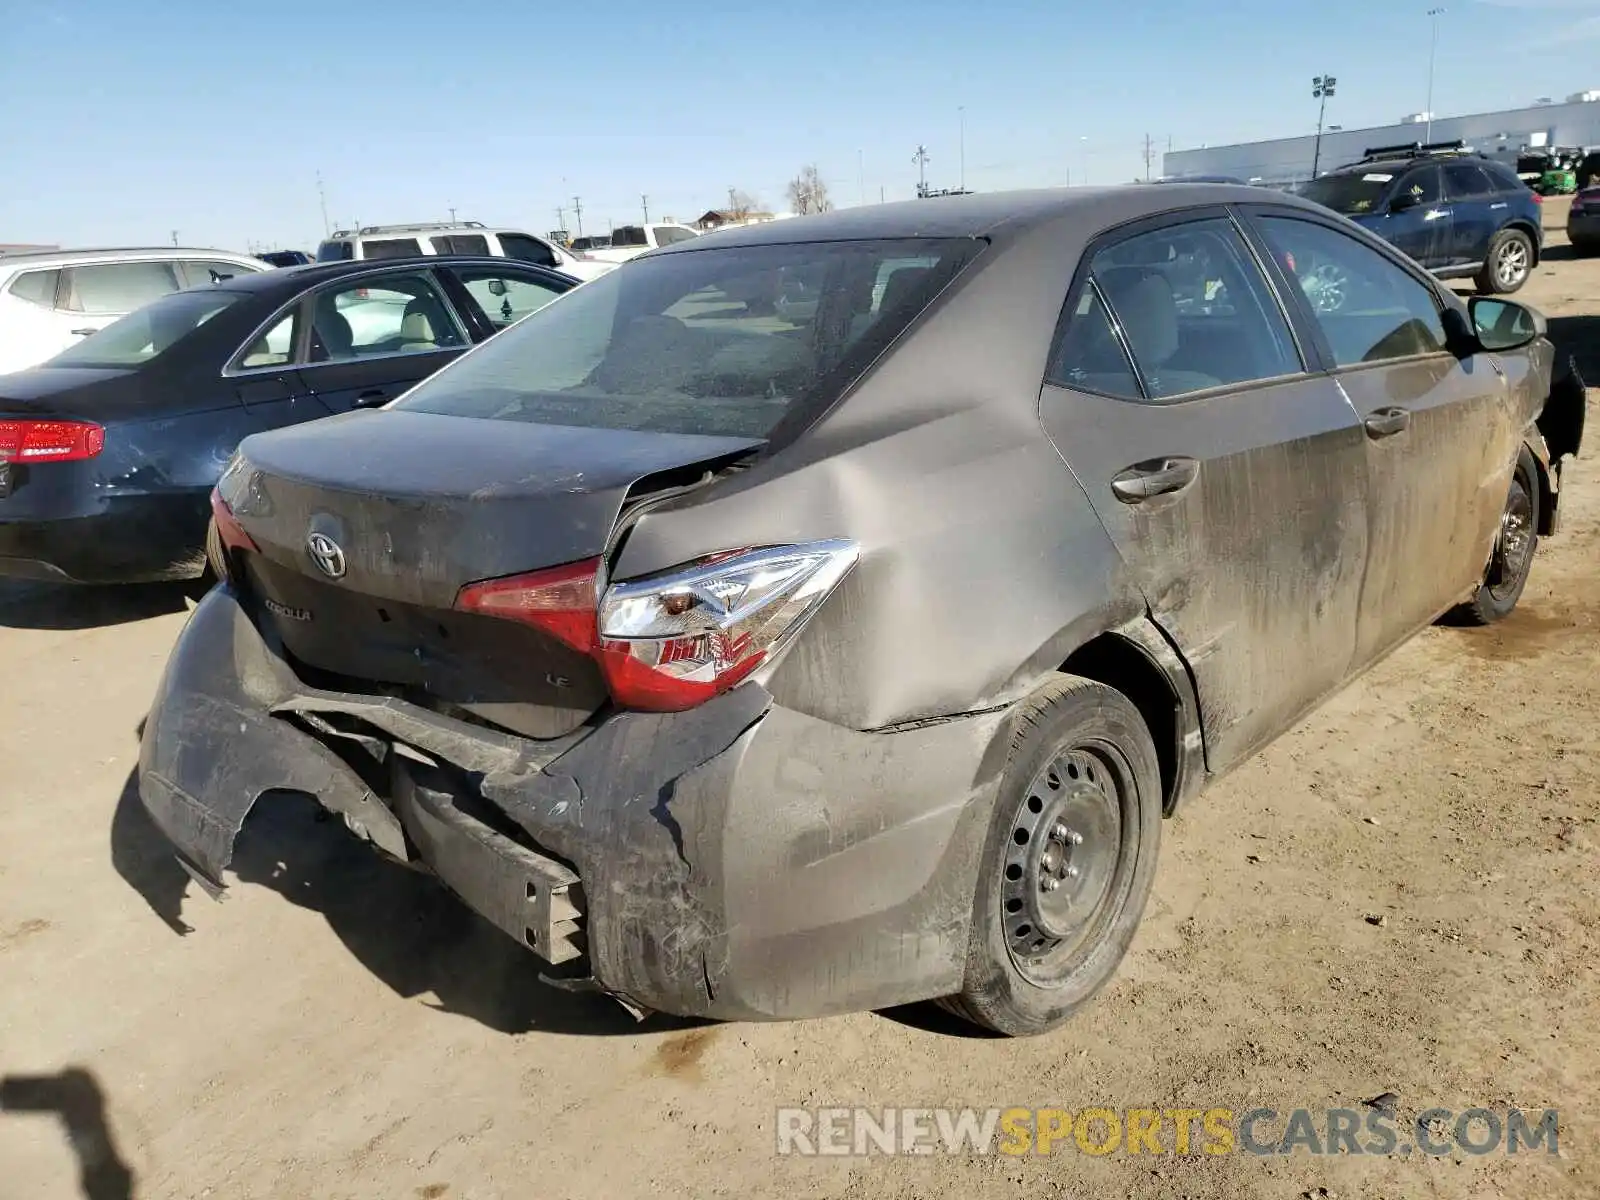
1299 141 1543 295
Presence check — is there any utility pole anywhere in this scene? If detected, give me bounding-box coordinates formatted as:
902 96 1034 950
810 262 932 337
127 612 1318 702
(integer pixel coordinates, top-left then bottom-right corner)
170 230 179 247
912 144 930 197
572 195 584 239
556 205 566 234
879 186 885 204
1143 133 1155 181
448 206 457 224
1426 7 1447 142
1311 74 1338 179
958 107 966 191
1079 136 1090 186
642 194 650 223
316 171 331 236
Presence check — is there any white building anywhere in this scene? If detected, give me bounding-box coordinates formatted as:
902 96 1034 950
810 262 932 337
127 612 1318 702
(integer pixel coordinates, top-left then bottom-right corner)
1163 93 1600 185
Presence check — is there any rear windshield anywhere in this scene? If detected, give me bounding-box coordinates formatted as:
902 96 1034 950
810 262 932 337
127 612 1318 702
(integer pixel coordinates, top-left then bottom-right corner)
1300 172 1393 215
47 289 240 368
392 238 982 440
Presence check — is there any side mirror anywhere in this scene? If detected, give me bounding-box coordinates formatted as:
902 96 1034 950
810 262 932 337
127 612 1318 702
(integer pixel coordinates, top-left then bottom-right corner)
486 279 508 297
1468 296 1543 352
1389 191 1422 213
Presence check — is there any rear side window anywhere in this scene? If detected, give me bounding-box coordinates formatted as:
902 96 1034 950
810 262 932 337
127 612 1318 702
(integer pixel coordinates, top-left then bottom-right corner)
7 268 60 308
1257 216 1447 366
432 234 489 255
1443 162 1495 200
1056 218 1301 401
611 226 649 247
60 261 181 314
362 238 424 260
498 233 559 267
393 237 983 440
1049 285 1141 399
654 226 697 246
316 241 354 262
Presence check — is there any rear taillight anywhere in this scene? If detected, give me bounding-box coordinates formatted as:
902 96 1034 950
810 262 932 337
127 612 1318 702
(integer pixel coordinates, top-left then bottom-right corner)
455 540 859 712
207 488 258 581
0 419 104 464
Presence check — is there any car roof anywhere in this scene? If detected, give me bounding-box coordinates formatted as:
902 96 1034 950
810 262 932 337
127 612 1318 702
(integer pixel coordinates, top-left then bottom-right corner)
0 246 263 268
322 225 540 241
208 254 579 295
658 185 1333 251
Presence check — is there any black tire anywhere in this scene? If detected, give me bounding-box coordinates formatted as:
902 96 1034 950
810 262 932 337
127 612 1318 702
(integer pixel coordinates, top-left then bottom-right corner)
1476 228 1534 295
1450 445 1541 626
944 675 1163 1036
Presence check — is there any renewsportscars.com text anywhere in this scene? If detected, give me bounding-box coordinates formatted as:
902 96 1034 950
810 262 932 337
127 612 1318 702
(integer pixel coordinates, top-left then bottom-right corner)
775 1106 1559 1158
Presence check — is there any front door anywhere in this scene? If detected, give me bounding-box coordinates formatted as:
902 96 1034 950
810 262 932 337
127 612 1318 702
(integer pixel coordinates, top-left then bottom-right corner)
300 269 473 412
1381 165 1450 269
1247 211 1515 665
1039 211 1372 771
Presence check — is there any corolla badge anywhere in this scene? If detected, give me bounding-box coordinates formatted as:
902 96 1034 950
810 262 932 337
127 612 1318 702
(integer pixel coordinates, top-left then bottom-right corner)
307 532 347 579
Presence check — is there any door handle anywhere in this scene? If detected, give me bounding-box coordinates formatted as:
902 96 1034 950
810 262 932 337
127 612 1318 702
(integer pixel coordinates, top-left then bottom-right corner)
353 389 389 408
1110 456 1200 504
1364 407 1412 439
70 328 96 337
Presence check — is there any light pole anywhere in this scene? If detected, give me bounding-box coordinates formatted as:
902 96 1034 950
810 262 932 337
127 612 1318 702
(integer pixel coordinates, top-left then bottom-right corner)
1311 74 1338 179
1426 7 1446 142
959 107 966 191
913 144 930 197
1079 136 1089 186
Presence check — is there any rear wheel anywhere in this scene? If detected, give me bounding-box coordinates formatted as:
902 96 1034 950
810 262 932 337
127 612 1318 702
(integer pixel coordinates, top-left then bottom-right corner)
1476 229 1534 294
1450 445 1540 626
944 675 1162 1036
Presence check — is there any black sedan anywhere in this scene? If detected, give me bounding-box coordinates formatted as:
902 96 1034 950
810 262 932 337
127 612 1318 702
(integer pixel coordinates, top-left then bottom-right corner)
0 256 576 583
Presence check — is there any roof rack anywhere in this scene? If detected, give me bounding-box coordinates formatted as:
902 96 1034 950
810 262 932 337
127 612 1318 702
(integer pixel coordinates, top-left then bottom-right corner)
353 220 485 236
1357 139 1471 162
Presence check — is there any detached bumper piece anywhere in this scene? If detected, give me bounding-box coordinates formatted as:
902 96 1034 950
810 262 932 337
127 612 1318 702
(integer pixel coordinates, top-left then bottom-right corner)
391 761 584 967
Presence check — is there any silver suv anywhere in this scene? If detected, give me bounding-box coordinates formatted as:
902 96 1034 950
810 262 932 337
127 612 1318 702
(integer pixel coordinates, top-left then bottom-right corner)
314 221 610 281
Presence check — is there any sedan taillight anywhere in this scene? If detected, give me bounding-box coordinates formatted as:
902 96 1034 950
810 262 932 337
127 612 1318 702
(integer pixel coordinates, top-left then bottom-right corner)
206 488 258 582
0 418 104 464
455 541 860 712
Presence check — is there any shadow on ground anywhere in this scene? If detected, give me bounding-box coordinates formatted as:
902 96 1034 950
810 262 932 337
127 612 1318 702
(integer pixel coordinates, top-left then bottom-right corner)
0 580 195 631
1546 314 1600 384
110 768 698 1037
0 1067 135 1200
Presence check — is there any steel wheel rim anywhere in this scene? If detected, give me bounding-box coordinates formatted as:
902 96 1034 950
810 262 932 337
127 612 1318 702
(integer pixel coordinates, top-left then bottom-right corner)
1001 742 1131 982
1488 474 1534 600
1497 240 1529 287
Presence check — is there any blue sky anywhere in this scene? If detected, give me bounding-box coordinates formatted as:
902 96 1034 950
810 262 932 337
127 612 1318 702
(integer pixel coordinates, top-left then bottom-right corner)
3 0 1600 250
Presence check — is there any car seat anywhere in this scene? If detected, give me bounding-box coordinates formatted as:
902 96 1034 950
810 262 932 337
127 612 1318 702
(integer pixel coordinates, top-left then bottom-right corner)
1094 266 1220 399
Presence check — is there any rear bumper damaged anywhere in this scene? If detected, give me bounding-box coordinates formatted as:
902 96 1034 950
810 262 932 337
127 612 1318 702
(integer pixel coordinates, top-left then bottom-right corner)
139 587 1007 1021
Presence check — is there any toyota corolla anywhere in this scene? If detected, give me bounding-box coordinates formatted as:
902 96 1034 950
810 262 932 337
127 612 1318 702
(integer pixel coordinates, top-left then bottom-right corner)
138 186 1584 1035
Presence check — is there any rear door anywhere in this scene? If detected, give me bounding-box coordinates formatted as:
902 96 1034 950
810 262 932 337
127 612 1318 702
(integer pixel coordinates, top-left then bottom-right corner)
228 299 324 434
298 268 473 412
1246 209 1515 663
1441 162 1498 268
1039 209 1371 770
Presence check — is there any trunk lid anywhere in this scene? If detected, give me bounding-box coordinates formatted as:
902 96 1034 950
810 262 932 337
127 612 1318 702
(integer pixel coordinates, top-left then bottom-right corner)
225 408 763 738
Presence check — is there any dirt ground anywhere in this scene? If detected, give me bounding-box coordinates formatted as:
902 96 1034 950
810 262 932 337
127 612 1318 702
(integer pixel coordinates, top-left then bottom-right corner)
3 202 1598 1200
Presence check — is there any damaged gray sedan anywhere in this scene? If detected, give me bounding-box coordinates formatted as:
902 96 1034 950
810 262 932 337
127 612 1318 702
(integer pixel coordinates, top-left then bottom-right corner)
140 186 1586 1035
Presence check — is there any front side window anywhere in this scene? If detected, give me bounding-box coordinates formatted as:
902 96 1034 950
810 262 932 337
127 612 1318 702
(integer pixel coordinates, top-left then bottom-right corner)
449 267 567 331
497 233 559 268
1257 216 1447 366
49 289 240 368
60 261 181 314
1397 165 1444 206
309 271 467 362
361 238 423 260
392 237 983 440
1300 171 1395 216
1057 219 1301 401
7 268 60 308
183 259 257 287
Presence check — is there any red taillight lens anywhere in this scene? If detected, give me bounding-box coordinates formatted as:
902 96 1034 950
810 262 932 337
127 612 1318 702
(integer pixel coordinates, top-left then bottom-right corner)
454 558 602 653
454 542 859 713
0 419 105 464
207 488 258 581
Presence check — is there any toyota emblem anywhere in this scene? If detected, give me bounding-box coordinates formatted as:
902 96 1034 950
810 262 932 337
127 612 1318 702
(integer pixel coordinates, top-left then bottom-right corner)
307 532 347 579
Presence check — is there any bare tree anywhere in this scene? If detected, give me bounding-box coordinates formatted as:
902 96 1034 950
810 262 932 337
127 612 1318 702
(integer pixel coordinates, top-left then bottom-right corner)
727 188 761 220
786 165 832 215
